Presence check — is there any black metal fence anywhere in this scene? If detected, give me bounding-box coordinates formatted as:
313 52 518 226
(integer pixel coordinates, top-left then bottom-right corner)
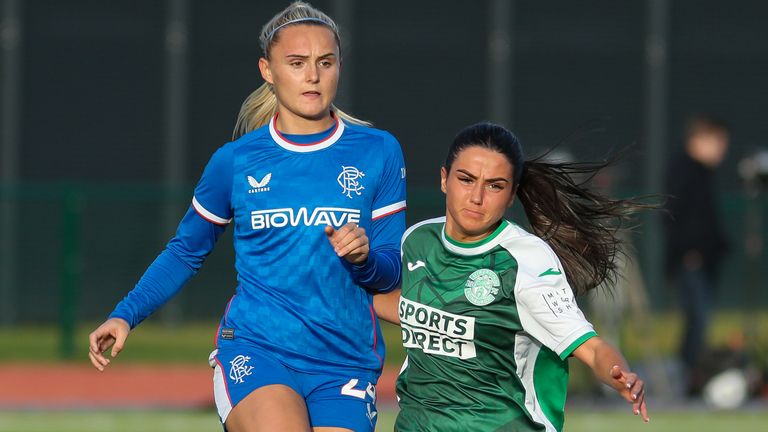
1 0 767 324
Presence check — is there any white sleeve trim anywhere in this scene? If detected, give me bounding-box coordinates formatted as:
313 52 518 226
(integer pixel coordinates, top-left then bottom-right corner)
192 196 232 225
552 325 596 357
506 236 594 355
372 200 406 220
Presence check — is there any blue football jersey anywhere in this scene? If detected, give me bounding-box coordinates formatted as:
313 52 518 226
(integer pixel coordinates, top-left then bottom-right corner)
192 115 406 375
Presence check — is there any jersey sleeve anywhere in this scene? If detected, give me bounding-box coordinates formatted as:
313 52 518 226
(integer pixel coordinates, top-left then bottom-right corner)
191 145 234 225
349 133 407 293
109 205 227 328
371 132 406 222
512 239 596 360
109 146 233 328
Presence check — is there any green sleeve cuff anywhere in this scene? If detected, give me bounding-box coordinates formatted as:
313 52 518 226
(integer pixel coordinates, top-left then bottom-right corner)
559 331 597 360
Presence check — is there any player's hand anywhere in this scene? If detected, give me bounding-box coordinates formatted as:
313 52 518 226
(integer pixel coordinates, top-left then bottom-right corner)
325 223 369 265
609 365 649 422
88 318 130 372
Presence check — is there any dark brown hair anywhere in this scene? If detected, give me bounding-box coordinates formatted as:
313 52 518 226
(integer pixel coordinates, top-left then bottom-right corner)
445 122 652 295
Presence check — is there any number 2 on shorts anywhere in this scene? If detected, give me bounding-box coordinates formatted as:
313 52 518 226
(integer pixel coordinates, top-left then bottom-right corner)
341 378 376 402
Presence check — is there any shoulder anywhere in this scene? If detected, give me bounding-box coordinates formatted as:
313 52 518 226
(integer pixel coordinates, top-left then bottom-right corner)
208 125 270 158
498 224 562 278
402 216 445 247
343 122 397 140
231 124 271 150
343 123 402 151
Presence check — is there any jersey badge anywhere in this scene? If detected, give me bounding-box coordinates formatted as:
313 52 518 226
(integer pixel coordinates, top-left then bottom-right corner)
247 173 272 194
338 165 365 198
464 268 500 306
407 260 426 271
220 328 235 340
538 267 562 277
229 354 254 384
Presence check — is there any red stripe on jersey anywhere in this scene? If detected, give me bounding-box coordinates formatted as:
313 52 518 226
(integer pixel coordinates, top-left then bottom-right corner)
193 206 229 226
369 304 383 369
272 112 339 146
372 205 406 221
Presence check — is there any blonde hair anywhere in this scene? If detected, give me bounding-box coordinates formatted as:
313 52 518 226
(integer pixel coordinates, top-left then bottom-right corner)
233 1 370 139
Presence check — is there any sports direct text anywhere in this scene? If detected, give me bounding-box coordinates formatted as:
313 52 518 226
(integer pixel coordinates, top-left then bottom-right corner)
399 297 476 359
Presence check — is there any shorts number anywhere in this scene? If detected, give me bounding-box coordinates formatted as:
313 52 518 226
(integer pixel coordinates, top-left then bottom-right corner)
341 378 376 402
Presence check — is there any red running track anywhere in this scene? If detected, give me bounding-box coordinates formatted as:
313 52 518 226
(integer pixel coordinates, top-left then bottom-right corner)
0 363 398 409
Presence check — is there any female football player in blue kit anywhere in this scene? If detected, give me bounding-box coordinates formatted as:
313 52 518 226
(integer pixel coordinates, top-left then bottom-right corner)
88 2 406 431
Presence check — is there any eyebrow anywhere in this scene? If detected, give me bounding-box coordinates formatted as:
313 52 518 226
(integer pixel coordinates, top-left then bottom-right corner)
455 168 510 183
285 53 337 60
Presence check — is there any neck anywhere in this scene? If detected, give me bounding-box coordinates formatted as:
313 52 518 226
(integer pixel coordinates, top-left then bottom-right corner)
444 219 502 243
275 110 335 134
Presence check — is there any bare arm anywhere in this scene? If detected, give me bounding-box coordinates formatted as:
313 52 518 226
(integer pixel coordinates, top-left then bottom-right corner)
373 288 401 325
572 336 649 422
88 317 130 371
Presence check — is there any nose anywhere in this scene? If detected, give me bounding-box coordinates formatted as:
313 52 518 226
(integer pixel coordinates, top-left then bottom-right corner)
469 182 483 205
305 62 319 83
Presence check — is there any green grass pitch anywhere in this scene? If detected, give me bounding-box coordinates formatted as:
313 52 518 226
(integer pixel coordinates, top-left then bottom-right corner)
1 408 768 432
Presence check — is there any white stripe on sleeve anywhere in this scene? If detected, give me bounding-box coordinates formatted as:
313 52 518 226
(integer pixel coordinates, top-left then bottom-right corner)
192 196 232 225
372 200 406 220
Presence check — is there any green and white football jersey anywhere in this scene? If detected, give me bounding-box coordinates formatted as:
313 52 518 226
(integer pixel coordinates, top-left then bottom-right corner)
395 217 596 432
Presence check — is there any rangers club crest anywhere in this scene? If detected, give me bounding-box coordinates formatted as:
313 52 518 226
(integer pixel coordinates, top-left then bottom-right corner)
464 269 500 306
229 355 254 384
338 165 365 198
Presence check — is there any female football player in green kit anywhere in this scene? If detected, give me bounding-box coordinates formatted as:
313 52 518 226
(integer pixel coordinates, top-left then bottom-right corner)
375 122 650 431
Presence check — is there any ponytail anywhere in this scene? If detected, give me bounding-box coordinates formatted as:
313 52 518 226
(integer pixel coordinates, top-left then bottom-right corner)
232 83 278 140
517 157 651 295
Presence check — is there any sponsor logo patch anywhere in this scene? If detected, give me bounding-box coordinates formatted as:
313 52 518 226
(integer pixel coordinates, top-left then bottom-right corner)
542 287 576 317
538 267 562 277
399 297 476 359
407 260 426 272
247 173 271 193
251 207 361 230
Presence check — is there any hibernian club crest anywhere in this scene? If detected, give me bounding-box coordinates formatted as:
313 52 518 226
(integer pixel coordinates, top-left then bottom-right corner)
464 269 500 306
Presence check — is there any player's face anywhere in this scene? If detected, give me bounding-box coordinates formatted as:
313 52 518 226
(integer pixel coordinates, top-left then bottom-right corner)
690 131 729 168
441 146 516 242
259 25 340 130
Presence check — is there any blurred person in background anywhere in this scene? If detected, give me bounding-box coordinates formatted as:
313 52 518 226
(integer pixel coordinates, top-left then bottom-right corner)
88 2 406 431
664 115 730 395
375 122 650 431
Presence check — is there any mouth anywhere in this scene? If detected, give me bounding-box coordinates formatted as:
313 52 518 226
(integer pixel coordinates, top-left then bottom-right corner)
462 208 484 219
302 91 321 98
